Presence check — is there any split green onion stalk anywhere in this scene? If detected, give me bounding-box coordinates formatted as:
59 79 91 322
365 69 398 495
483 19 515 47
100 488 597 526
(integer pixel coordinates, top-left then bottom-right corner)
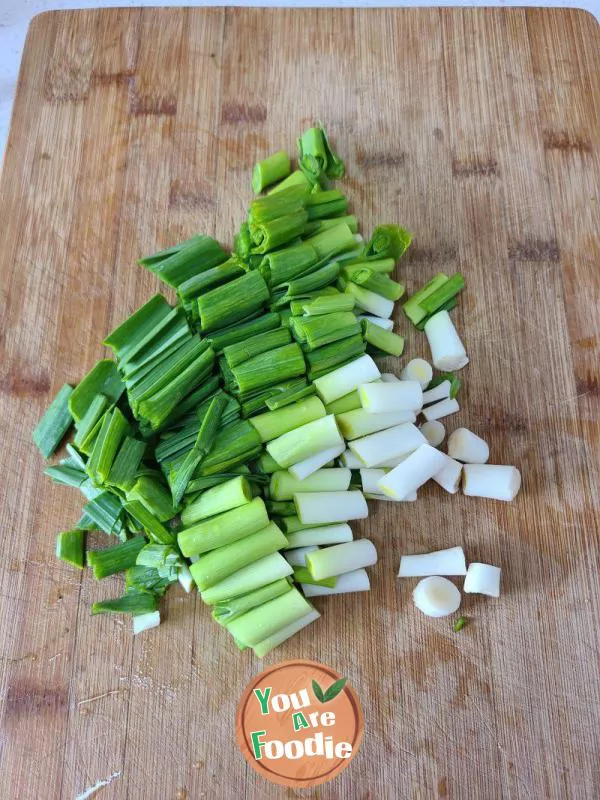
32 122 467 657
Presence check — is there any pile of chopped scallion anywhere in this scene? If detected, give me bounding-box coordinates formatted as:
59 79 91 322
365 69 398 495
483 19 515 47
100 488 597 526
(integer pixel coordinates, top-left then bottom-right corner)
33 124 504 658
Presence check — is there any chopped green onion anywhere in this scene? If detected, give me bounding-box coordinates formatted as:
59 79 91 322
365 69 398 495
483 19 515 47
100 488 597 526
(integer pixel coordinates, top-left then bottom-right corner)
301 569 369 597
86 407 129 485
198 271 269 333
140 235 228 289
324 390 362 415
297 125 345 182
124 500 176 545
337 408 416 440
291 311 360 351
419 273 465 316
259 242 319 288
32 384 74 458
197 420 262 475
291 293 355 316
265 382 316 410
250 211 309 254
190 521 288 590
136 543 181 569
253 452 282 474
225 587 313 648
268 170 311 194
249 396 326 443
222 327 291 368
81 491 124 536
345 267 404 301
227 343 306 396
364 224 412 261
266 414 343 469
249 185 309 224
294 491 368 525
274 262 342 305
107 437 147 491
265 500 296 516
125 565 173 595
252 150 291 193
87 536 146 579
177 257 246 303
69 360 124 422
91 592 159 616
44 463 87 489
138 235 202 267
181 475 253 526
402 273 449 326
207 312 281 353
200 552 293 605
128 337 208 408
345 257 395 274
304 215 358 236
306 539 377 580
104 295 171 359
212 579 292 626
345 282 394 318
73 394 109 450
292 567 337 588
313 354 380 405
55 529 85 569
161 376 222 429
306 189 348 220
126 475 176 522
304 223 356 262
279 516 324 534
362 320 405 357
133 611 161 634
178 496 269 557
428 372 461 399
306 334 366 380
253 609 320 658
270 468 351 501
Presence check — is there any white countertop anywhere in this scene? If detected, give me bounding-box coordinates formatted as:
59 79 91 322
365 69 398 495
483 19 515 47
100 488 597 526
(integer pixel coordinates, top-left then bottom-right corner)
1 0 598 159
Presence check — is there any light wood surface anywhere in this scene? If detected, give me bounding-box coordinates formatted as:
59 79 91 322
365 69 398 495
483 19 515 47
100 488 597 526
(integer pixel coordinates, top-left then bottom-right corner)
1 8 599 799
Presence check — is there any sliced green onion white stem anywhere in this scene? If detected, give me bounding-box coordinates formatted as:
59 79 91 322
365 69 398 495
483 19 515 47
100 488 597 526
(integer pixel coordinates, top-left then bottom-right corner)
420 420 446 447
357 315 394 331
306 539 377 580
178 496 269 557
294 490 368 524
270 468 351 500
349 423 426 468
463 562 501 597
253 609 321 658
346 283 394 318
338 449 364 468
377 443 447 499
422 380 451 405
400 358 432 389
359 469 388 495
432 453 462 494
413 576 461 617
337 408 416 440
398 546 466 577
301 568 370 596
313 354 380 405
447 428 489 463
424 310 469 370
226 588 313 648
133 611 161 635
421 397 460 422
284 545 319 567
180 475 253 526
462 465 521 501
249 396 326 443
358 381 423 413
284 523 353 549
288 442 345 480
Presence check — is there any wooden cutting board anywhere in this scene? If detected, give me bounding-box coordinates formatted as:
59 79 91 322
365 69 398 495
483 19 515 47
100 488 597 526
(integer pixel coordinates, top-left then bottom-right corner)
1 7 599 799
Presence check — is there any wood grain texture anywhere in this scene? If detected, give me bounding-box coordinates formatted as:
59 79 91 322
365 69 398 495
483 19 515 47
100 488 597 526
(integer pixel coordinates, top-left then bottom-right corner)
0 8 599 799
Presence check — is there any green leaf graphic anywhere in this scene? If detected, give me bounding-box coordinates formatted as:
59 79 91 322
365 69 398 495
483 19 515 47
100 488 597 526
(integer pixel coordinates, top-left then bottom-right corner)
323 677 347 702
312 679 326 703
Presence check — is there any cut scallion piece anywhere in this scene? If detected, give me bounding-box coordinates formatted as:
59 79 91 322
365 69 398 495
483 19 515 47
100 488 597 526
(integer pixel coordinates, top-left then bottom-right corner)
345 267 404 301
419 272 465 316
337 408 416 440
56 529 85 569
136 543 181 569
265 382 315 410
270 468 351 501
250 211 309 254
345 282 394 319
253 609 320 658
305 215 358 236
293 567 337 588
91 592 159 616
198 271 269 333
291 311 360 351
207 312 281 353
292 293 355 316
212 579 292 626
87 536 146 579
305 189 348 220
68 360 124 422
259 242 319 289
324 390 362 415
140 235 228 289
306 539 377 580
32 384 74 458
364 224 412 261
249 396 326 443
304 223 356 262
73 394 109 451
125 500 176 545
107 437 146 491
266 414 343 469
222 327 291 368
362 319 405 357
252 150 291 194
268 170 311 194
313 354 380 405
427 372 461 399
228 343 306 396
225 587 313 648
297 125 345 182
294 491 368 525
306 334 366 380
181 475 253 526
402 273 449 326
190 521 288 591
249 185 309 224
81 491 124 536
177 257 246 303
200 552 293 605
301 569 369 597
196 420 262 475
178 496 268 557
126 475 177 522
86 407 129 485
